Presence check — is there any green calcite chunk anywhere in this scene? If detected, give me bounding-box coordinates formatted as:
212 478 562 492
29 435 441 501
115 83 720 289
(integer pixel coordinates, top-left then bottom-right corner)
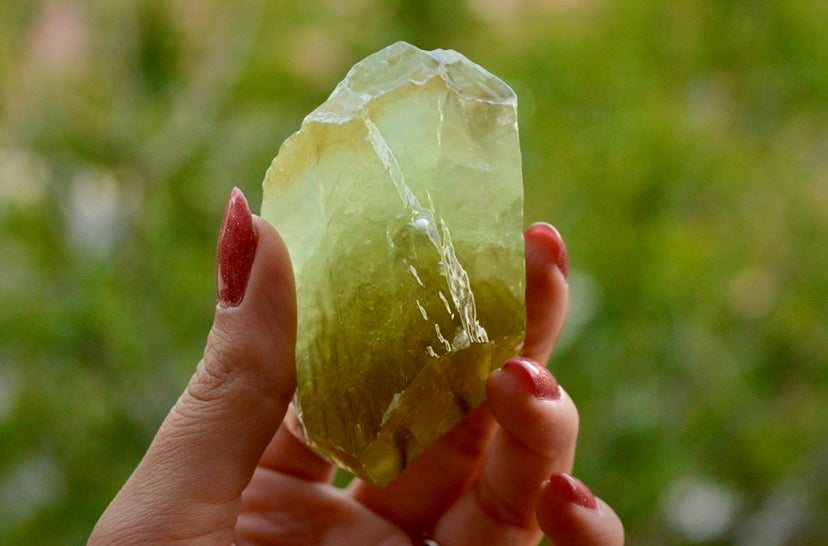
261 42 525 487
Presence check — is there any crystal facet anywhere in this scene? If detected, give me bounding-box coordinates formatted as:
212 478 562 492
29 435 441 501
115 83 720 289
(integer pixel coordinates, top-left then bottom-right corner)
261 42 525 486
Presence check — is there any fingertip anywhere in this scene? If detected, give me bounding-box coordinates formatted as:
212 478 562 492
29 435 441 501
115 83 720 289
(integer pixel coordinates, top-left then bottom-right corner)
246 214 295 316
491 357 561 402
209 212 296 399
545 473 597 511
525 222 568 280
486 358 578 463
537 473 625 546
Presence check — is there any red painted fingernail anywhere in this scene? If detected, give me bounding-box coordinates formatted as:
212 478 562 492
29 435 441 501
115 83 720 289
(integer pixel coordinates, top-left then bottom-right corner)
501 357 561 400
527 222 569 279
547 472 598 511
217 187 257 307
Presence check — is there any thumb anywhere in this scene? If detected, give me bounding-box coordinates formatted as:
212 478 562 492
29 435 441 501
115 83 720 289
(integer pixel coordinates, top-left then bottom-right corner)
91 188 296 543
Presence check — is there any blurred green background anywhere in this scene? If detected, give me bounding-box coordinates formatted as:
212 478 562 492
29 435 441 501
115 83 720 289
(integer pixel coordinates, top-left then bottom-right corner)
1 1 825 544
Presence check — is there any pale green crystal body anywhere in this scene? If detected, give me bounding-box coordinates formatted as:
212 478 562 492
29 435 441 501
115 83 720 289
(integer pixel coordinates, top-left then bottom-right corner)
261 42 525 487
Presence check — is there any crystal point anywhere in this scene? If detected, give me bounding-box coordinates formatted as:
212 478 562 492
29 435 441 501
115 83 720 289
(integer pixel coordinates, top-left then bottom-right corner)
261 42 525 486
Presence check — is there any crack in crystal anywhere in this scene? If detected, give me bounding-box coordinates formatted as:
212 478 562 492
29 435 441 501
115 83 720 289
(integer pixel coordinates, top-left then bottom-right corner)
416 299 428 321
435 323 452 352
409 264 425 287
364 117 489 350
439 291 455 319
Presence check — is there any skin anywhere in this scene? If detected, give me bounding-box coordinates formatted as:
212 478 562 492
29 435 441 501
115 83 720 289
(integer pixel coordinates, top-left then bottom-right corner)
90 218 624 545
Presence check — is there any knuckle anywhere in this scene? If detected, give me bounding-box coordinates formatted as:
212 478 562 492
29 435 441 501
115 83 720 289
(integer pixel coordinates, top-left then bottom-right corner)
175 327 247 418
189 319 287 406
189 329 240 404
186 358 234 406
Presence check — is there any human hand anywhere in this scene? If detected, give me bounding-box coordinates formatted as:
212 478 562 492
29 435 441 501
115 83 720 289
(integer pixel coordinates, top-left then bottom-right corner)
90 187 624 545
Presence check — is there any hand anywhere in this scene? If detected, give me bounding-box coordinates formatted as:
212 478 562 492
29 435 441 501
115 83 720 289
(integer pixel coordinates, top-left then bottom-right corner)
90 188 624 545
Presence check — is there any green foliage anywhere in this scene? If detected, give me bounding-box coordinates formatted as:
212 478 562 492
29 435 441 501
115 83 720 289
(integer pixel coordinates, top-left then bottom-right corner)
1 1 825 543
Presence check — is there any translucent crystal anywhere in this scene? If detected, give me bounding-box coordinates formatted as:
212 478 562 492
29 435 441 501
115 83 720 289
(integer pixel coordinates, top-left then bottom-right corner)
261 42 525 486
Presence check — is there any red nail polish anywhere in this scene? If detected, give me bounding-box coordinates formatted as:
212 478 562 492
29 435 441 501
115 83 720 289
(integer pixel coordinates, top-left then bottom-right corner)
527 222 569 279
217 187 257 307
501 357 561 400
547 473 598 511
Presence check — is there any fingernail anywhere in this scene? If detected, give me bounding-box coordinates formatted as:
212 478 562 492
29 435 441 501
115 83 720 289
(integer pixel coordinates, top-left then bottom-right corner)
501 357 561 400
547 472 598 511
217 187 257 307
527 222 569 279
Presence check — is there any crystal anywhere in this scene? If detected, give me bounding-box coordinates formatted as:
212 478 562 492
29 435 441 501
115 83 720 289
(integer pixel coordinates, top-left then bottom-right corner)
261 42 525 487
